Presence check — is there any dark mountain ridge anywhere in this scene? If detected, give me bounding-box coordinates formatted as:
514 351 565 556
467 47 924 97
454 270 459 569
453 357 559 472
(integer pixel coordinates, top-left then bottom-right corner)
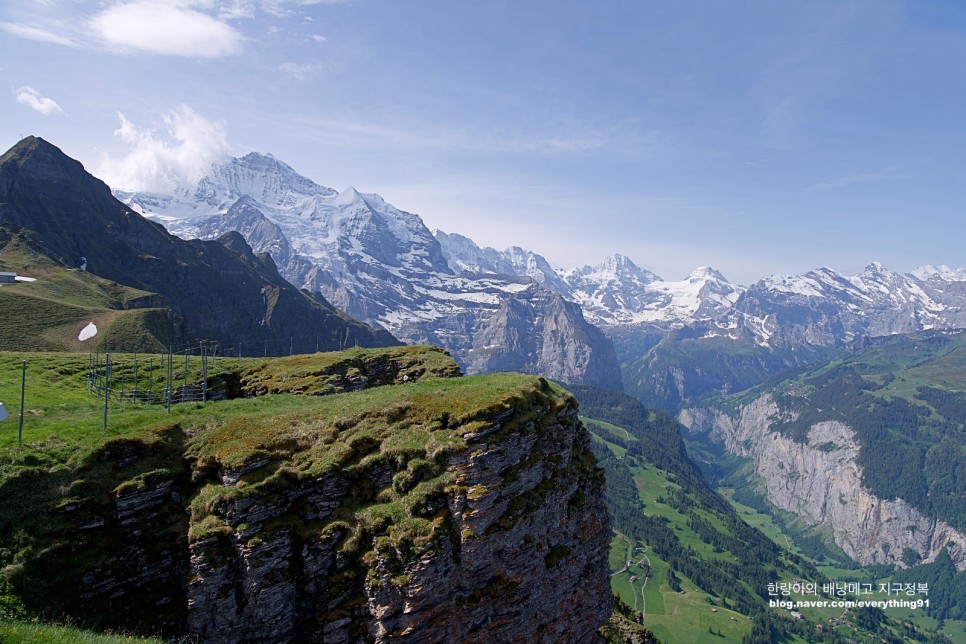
0 137 396 352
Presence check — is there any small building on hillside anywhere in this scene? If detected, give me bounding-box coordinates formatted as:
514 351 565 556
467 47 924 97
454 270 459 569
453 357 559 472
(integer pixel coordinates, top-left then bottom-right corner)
0 272 16 283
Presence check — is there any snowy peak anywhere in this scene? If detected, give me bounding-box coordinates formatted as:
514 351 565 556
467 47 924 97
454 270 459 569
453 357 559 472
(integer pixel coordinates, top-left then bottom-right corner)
333 186 364 206
434 229 507 275
433 229 567 290
727 261 966 347
202 153 337 211
236 151 291 175
561 256 740 328
501 246 570 292
911 264 966 282
687 266 728 283
114 153 622 389
564 254 661 286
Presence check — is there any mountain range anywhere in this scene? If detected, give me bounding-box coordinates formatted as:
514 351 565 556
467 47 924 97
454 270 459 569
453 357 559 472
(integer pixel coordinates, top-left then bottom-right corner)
116 149 966 408
117 153 623 389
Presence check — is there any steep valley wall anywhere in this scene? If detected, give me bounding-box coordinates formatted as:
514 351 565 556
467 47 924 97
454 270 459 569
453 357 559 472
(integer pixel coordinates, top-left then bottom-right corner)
680 396 966 570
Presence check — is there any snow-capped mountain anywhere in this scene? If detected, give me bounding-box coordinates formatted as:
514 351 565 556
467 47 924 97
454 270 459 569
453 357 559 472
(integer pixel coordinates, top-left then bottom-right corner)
434 229 571 293
116 149 966 404
719 262 966 348
117 153 622 389
559 256 743 327
434 236 744 329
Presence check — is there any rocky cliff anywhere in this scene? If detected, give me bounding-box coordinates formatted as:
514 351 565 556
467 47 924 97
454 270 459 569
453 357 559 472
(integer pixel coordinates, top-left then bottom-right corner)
0 347 612 642
680 395 966 570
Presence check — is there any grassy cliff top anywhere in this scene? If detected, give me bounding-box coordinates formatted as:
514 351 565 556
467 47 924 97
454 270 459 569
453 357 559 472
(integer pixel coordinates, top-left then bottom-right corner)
0 345 571 543
0 345 576 635
0 345 544 469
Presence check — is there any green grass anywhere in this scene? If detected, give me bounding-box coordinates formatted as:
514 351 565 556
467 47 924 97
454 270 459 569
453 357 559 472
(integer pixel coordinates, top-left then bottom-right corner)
0 346 459 455
0 620 163 643
611 533 750 644
0 237 163 352
721 488 800 553
593 426 755 642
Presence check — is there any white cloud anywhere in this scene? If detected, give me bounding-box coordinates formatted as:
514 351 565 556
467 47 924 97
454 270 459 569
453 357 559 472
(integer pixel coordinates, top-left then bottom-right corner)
219 0 256 20
278 61 321 80
96 105 231 192
89 1 244 57
311 34 327 43
0 22 81 48
14 86 65 116
260 0 346 17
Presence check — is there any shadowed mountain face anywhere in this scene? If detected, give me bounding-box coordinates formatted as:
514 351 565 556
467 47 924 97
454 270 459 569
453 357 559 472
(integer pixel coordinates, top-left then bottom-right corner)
0 137 398 352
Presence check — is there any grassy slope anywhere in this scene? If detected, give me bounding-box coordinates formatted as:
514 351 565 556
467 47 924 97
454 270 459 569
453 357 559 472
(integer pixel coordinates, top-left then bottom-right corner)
0 620 163 643
0 235 171 352
588 424 753 643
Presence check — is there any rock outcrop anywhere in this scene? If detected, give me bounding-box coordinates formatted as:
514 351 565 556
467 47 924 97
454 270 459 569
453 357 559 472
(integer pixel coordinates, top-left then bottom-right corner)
681 395 966 570
450 285 623 390
1 347 612 642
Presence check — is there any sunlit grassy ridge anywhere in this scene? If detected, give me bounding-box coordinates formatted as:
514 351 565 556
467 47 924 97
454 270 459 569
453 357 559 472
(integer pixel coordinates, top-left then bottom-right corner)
183 369 554 543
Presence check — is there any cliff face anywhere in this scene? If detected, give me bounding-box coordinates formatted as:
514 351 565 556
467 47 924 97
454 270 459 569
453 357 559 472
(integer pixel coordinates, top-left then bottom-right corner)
680 396 966 570
1 347 612 642
456 286 624 390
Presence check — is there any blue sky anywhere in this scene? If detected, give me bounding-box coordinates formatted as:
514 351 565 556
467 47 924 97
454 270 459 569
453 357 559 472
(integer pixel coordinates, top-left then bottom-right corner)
2 0 965 284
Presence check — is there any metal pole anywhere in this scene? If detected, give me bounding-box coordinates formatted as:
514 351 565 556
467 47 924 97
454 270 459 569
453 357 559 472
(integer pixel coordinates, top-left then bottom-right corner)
202 345 208 404
166 349 172 414
18 360 25 447
103 354 111 431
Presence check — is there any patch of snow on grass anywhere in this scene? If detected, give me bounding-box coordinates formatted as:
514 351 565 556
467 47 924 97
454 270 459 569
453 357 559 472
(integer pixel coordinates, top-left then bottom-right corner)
78 322 97 341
